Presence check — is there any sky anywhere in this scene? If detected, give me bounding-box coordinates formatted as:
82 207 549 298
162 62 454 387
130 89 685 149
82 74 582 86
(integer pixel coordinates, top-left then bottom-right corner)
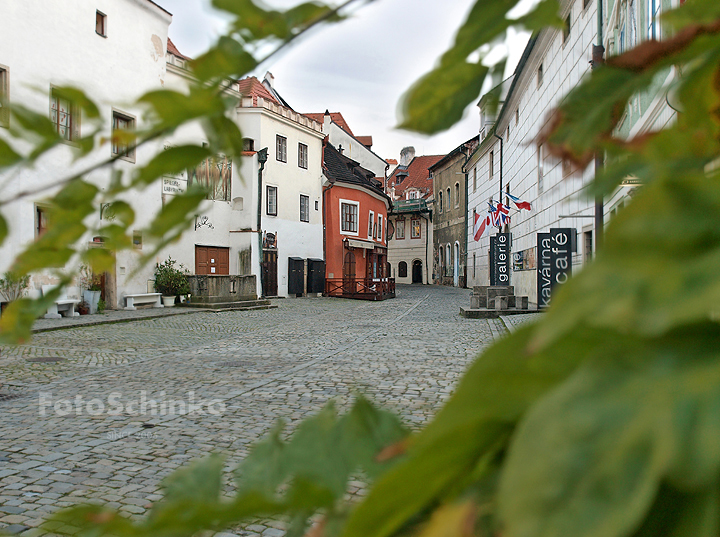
160 0 531 162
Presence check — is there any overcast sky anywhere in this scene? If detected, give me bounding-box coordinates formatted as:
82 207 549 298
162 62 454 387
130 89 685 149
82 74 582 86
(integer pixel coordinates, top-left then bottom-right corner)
160 0 530 162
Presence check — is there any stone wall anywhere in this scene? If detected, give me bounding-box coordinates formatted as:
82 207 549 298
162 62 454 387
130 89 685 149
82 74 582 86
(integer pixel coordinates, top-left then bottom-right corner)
188 275 257 303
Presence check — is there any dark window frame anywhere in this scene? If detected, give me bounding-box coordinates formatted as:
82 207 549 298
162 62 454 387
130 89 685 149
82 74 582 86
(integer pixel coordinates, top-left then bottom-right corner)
267 185 278 216
298 142 308 169
96 11 107 37
300 194 309 222
276 135 287 163
111 109 136 162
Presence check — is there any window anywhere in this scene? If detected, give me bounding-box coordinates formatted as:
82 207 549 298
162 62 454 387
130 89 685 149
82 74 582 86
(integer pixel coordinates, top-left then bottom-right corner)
300 194 309 222
133 231 143 250
538 144 545 193
36 206 48 237
398 261 408 278
473 167 477 192
96 10 106 37
516 108 519 125
267 185 277 216
438 191 443 212
563 13 571 43
407 191 419 200
50 88 78 141
276 135 287 162
341 201 358 233
190 155 232 201
506 124 510 141
396 219 405 239
489 151 494 178
537 63 544 87
378 214 383 242
368 211 374 238
112 111 135 161
298 142 308 169
315 200 319 211
647 0 660 40
0 65 8 128
411 219 421 239
454 183 460 207
243 138 255 152
473 253 476 278
446 188 451 210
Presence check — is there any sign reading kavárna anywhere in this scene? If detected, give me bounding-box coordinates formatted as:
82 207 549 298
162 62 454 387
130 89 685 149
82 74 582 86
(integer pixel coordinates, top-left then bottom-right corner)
537 228 575 308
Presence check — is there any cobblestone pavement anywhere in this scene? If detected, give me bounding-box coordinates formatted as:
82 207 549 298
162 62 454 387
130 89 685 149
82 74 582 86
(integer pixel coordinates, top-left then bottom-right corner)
0 285 511 536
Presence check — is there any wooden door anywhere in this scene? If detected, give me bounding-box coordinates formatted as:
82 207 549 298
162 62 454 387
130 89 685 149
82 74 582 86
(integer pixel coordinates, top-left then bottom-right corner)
195 246 229 275
262 250 278 297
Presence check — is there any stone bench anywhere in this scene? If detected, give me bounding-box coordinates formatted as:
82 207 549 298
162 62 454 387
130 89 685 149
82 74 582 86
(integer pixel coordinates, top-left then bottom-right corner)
42 285 80 319
123 293 163 311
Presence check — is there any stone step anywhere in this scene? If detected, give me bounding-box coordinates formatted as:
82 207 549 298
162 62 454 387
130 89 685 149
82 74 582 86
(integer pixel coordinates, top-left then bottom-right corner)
182 299 273 310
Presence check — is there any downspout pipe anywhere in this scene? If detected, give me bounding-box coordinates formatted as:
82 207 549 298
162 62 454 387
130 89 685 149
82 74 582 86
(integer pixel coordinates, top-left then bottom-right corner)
593 2 605 250
256 148 268 298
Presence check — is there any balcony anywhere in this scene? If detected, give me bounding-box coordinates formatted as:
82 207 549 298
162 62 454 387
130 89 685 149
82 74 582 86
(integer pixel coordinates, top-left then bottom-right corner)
325 278 396 301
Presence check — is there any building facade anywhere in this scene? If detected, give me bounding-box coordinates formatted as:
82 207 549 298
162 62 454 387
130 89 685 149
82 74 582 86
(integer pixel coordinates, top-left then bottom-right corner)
387 200 433 285
431 137 478 287
323 143 394 300
466 0 677 305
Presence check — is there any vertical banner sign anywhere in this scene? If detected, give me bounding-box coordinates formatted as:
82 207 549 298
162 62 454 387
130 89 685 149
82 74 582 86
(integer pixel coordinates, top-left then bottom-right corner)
537 233 552 308
490 233 511 285
537 228 574 308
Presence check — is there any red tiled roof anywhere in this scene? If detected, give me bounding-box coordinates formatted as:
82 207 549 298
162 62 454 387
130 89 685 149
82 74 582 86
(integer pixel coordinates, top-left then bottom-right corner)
356 135 373 148
388 155 444 200
303 112 354 137
237 77 281 106
167 38 192 61
386 159 398 166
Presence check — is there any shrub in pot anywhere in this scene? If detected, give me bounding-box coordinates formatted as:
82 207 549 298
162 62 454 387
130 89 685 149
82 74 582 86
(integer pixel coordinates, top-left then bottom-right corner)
154 257 190 307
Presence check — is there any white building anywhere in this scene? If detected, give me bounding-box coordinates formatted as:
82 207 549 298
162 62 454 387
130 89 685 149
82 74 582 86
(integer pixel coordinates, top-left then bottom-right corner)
465 0 677 304
0 0 172 309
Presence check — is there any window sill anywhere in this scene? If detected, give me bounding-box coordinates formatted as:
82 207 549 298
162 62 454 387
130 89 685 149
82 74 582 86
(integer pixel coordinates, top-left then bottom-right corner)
96 32 107 38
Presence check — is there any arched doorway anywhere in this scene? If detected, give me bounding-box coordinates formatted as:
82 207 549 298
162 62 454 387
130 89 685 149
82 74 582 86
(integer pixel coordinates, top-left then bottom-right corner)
453 242 460 287
398 261 408 278
412 260 423 284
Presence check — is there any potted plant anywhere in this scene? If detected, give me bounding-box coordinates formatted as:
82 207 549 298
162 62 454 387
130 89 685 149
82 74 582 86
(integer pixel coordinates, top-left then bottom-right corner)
79 265 102 314
0 271 30 316
154 257 190 307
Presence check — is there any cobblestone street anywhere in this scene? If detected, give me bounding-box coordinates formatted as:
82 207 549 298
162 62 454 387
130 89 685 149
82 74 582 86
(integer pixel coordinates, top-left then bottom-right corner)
0 285 539 536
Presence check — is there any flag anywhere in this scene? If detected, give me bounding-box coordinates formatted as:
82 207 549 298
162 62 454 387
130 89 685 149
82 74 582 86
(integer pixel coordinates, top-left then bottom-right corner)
507 192 532 211
473 211 491 241
490 201 510 228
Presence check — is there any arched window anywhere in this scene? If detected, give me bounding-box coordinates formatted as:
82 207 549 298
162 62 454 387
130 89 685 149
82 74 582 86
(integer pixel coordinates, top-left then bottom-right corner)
398 261 408 278
446 188 451 210
438 191 443 212
454 183 460 207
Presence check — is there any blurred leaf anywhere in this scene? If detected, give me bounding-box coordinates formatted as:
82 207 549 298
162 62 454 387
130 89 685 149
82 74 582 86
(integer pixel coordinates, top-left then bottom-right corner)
81 242 122 273
134 145 212 186
101 201 135 227
191 36 258 82
0 137 22 168
138 87 225 131
632 483 719 537
202 114 245 158
399 61 488 134
0 213 7 246
499 323 720 537
52 86 101 119
0 282 69 344
417 501 476 537
163 454 224 504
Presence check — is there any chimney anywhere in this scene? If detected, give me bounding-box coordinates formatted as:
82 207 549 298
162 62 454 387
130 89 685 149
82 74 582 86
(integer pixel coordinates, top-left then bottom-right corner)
400 146 415 166
263 71 275 88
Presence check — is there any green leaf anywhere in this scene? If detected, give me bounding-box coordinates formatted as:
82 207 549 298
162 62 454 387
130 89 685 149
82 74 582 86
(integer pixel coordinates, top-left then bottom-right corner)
163 454 224 504
52 86 101 119
0 282 70 344
0 213 7 247
134 145 212 186
514 0 565 32
342 323 595 537
138 88 225 131
0 137 22 168
499 323 720 537
191 36 258 82
632 484 719 537
398 61 489 134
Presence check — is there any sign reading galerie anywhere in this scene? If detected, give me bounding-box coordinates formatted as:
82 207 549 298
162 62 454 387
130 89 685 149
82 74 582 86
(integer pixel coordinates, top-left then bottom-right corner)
537 228 575 308
490 233 511 286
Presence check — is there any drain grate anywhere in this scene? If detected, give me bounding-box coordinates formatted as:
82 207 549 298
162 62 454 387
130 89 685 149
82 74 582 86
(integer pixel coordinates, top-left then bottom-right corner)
216 360 253 368
26 357 66 363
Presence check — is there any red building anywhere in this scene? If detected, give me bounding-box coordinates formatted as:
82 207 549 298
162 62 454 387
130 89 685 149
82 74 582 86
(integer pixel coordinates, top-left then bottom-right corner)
322 142 394 300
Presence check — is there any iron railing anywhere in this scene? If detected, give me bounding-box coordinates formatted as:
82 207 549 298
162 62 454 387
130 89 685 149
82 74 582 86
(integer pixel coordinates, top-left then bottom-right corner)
325 278 395 301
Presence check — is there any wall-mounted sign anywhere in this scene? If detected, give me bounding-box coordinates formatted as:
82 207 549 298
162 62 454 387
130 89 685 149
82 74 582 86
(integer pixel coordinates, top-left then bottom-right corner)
537 228 576 309
490 233 511 286
162 176 187 195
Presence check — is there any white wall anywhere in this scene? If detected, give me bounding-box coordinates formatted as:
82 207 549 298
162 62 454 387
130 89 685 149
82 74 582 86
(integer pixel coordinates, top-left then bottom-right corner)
323 119 388 180
0 0 171 305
